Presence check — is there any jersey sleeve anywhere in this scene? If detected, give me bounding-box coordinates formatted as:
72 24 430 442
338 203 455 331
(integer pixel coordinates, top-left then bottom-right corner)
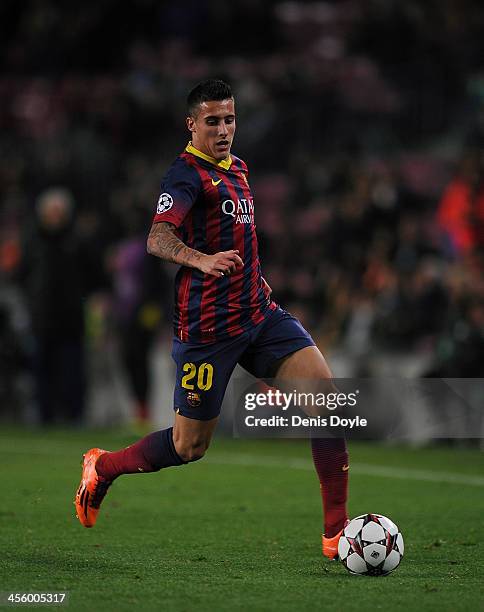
152 158 201 227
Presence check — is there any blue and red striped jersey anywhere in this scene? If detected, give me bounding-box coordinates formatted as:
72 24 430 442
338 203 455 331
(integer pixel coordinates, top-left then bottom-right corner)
153 142 276 343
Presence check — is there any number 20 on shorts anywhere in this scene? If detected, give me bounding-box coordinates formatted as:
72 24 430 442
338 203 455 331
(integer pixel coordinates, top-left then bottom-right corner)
181 362 214 391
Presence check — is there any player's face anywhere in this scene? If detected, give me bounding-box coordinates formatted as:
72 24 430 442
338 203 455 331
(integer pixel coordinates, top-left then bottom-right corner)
187 99 236 160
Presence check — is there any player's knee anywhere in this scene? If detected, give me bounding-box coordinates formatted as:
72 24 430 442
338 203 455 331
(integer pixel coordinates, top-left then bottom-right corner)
176 439 209 463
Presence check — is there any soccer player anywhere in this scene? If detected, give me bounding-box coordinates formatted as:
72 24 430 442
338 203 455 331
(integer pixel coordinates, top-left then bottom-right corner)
75 79 349 559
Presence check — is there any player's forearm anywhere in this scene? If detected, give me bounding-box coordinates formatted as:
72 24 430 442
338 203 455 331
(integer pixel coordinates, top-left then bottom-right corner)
147 221 204 269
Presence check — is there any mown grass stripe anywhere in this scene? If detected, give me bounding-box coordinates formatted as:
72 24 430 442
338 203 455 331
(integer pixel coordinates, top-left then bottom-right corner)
1 438 482 487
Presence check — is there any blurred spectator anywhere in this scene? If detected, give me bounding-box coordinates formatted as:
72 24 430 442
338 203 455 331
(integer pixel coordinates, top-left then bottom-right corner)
17 188 97 424
428 295 484 377
437 148 484 257
0 302 26 415
109 209 170 423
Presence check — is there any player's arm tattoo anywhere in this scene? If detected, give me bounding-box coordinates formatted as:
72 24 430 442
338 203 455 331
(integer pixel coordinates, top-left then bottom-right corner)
147 222 203 269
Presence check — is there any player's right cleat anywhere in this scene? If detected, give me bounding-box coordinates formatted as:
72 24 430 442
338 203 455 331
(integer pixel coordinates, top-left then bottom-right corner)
322 520 349 560
322 530 343 560
75 448 111 528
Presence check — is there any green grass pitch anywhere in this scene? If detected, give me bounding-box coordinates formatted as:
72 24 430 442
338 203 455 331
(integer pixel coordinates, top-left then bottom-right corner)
0 427 483 611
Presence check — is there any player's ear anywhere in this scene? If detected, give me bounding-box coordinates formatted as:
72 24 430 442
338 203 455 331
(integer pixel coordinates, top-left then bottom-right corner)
186 116 196 133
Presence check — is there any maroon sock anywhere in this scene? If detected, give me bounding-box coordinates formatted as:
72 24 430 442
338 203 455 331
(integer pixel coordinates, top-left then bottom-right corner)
96 428 185 481
311 437 349 537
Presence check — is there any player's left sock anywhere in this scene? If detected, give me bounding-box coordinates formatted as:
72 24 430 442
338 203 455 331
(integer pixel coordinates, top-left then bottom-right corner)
311 437 349 538
95 427 186 481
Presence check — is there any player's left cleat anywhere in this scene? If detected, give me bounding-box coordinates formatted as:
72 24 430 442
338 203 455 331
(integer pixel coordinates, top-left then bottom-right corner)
75 448 112 528
322 520 349 560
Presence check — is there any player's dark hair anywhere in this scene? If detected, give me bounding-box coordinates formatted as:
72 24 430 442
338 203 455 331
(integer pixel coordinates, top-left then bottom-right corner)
187 79 233 117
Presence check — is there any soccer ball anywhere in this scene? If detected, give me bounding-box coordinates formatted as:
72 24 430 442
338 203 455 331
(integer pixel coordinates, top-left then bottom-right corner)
338 514 404 576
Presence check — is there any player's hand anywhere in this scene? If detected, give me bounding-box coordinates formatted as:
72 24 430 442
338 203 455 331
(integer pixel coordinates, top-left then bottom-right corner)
199 250 244 277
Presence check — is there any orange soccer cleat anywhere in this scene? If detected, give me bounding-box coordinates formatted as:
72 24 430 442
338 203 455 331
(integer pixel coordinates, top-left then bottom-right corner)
322 520 349 560
75 448 111 528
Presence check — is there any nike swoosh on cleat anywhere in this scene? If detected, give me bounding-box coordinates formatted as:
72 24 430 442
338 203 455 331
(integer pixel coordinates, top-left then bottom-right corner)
211 178 222 186
82 487 89 518
79 487 86 508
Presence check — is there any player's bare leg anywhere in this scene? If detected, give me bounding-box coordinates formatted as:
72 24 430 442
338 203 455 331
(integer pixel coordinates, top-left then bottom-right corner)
274 346 349 559
274 345 332 381
75 413 217 527
172 412 219 462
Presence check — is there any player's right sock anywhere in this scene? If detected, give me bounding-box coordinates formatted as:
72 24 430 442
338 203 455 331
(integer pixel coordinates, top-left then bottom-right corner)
311 437 349 553
95 427 186 481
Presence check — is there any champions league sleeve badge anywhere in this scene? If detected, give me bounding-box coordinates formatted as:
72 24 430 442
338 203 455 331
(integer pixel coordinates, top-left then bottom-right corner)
157 192 174 214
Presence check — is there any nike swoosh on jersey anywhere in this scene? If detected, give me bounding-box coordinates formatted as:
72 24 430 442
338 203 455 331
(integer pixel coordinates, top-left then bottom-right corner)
342 465 350 471
211 178 222 186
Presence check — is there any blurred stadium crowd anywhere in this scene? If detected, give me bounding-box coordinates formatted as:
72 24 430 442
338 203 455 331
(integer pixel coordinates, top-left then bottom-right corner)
0 0 483 424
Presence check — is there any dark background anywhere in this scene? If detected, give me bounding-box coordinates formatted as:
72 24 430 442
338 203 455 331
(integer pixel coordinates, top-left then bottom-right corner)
0 0 483 425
